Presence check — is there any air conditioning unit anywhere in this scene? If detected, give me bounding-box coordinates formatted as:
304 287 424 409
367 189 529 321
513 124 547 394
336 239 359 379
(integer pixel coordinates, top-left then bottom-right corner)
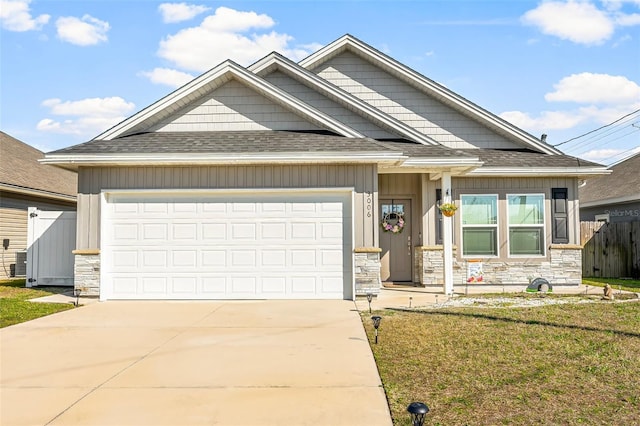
14 250 27 277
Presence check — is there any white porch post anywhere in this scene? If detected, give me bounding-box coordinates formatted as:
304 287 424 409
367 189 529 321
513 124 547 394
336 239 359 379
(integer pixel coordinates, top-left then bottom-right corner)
442 173 454 295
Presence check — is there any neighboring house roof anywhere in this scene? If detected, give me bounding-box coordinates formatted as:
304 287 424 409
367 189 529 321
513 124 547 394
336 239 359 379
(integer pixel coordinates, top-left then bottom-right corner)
0 131 76 201
42 34 609 178
579 152 640 207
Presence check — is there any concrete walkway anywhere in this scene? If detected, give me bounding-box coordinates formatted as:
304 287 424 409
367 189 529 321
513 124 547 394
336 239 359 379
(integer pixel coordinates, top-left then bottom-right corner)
1 300 392 426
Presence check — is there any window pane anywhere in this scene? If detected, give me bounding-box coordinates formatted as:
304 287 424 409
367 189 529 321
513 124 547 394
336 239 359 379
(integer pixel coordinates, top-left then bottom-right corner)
461 196 497 225
509 228 543 255
463 228 497 256
508 195 544 225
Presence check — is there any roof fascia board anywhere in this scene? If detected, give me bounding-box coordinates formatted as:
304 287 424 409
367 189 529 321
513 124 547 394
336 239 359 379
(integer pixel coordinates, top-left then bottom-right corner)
468 167 611 177
95 60 365 141
300 35 561 155
40 152 406 168
581 194 640 208
0 183 77 202
250 53 438 145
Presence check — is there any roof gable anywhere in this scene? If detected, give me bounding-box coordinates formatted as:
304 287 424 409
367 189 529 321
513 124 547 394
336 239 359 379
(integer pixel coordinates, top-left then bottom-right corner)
299 35 561 155
96 60 365 140
249 53 439 145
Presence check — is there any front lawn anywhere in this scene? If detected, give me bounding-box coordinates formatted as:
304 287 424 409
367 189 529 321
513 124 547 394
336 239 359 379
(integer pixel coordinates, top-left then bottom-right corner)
0 279 74 328
583 277 640 293
364 300 640 425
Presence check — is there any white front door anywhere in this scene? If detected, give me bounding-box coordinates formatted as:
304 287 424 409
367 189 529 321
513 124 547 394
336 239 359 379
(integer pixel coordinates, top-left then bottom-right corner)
101 191 352 300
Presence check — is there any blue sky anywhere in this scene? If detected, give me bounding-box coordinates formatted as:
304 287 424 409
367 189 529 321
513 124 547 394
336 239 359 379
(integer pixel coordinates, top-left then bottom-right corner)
2 0 639 165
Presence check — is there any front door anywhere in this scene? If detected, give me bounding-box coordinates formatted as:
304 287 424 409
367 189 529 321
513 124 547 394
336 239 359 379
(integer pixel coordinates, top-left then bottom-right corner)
380 199 412 282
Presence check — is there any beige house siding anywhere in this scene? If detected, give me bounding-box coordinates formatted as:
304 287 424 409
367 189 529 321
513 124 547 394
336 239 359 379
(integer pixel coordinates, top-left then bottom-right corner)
0 192 76 279
150 79 322 133
263 71 397 139
452 176 581 258
313 51 520 150
76 164 378 251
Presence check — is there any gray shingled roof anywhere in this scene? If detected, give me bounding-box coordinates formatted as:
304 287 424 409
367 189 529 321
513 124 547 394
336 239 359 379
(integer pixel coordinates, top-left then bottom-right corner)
0 131 77 197
579 152 640 204
49 131 402 155
376 140 478 159
457 149 604 168
47 131 606 172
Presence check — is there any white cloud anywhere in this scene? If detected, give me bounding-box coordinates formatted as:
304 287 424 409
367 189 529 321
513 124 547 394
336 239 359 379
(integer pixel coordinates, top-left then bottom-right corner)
500 110 587 131
38 97 135 136
159 2 210 23
545 73 640 104
56 14 110 46
522 1 615 44
156 6 319 72
615 12 640 25
138 67 194 88
0 0 49 31
579 145 640 163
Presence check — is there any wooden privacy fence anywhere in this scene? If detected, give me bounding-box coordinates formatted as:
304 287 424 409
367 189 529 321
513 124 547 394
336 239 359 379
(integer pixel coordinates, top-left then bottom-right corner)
581 221 640 279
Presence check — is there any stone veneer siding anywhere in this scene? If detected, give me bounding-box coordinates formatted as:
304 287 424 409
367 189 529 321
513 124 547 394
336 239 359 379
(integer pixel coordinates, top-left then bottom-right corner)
416 245 582 286
354 248 382 295
73 250 100 296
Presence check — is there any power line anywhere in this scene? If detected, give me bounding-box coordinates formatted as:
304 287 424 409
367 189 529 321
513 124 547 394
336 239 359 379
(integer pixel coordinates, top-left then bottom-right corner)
553 108 640 147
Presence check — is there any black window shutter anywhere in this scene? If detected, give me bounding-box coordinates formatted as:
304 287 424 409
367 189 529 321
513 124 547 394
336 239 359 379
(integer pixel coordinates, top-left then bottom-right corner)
552 188 569 244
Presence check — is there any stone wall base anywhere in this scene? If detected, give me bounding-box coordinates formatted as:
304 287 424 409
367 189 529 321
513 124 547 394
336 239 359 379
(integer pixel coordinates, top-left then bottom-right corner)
73 252 100 296
354 249 382 296
416 245 582 286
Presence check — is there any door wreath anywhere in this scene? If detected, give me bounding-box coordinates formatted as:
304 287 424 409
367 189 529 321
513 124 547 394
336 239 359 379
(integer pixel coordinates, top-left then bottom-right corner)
381 212 405 233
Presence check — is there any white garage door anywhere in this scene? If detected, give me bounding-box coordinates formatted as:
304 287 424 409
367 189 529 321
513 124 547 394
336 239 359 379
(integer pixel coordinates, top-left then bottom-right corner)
101 191 352 300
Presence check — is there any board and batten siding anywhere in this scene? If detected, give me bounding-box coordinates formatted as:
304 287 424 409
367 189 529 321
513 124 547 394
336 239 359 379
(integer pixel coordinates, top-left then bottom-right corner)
263 71 397 139
149 79 322 133
312 51 520 150
0 192 76 279
76 164 378 251
453 177 581 247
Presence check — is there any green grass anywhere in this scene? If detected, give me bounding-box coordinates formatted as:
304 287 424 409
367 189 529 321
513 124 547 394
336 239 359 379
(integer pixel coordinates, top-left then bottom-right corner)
0 279 74 328
583 277 640 293
364 300 640 425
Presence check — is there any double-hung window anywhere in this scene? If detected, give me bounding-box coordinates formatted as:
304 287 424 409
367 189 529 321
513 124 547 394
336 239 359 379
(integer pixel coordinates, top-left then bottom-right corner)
507 194 545 256
461 195 498 256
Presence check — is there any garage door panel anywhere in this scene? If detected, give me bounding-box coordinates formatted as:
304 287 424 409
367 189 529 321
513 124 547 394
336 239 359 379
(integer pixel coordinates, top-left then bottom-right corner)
104 192 352 300
201 276 226 294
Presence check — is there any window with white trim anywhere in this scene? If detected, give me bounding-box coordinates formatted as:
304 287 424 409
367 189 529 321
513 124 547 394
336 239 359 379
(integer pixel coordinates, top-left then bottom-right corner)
461 195 498 256
507 194 545 256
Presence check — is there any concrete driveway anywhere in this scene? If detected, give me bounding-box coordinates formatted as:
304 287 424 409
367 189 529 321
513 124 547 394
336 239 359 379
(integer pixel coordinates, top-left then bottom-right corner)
1 300 391 426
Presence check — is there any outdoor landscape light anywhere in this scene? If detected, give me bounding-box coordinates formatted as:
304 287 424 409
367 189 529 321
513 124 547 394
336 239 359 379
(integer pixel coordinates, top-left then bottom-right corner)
407 401 430 426
366 292 373 313
371 315 382 344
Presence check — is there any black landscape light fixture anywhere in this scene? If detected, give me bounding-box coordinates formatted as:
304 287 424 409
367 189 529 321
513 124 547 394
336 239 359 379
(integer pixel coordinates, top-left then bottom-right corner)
371 315 382 344
366 292 373 313
407 402 430 426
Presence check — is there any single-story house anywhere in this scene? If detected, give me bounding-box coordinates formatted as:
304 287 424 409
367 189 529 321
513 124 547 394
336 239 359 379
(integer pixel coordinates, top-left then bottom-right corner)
43 35 608 301
0 131 77 279
579 152 640 223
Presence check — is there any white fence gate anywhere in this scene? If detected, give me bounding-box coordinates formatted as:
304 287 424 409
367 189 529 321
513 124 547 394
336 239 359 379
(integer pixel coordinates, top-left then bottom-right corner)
27 207 76 287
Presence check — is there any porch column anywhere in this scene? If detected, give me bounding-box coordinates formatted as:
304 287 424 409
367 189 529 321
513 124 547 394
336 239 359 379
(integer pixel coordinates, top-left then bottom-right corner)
442 173 454 295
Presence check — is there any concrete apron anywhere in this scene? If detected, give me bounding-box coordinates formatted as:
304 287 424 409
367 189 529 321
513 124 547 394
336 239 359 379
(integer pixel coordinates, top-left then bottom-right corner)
0 300 392 426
